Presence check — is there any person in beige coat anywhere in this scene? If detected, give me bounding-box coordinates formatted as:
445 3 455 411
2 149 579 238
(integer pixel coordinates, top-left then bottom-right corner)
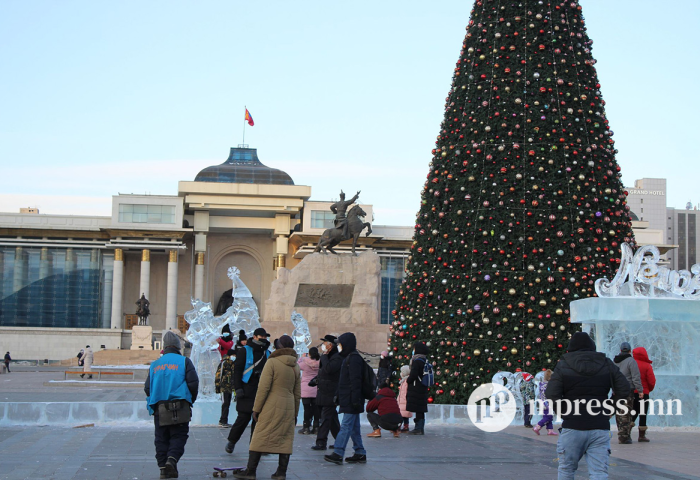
80 345 94 379
232 335 301 480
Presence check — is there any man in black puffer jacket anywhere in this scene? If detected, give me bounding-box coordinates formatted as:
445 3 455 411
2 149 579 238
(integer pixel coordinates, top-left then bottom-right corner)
312 334 343 450
323 332 367 466
546 331 630 479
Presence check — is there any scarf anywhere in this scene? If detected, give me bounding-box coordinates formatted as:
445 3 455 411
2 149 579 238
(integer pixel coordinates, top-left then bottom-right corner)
410 353 427 369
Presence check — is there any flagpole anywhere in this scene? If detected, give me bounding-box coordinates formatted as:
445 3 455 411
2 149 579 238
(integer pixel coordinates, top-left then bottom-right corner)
242 106 246 145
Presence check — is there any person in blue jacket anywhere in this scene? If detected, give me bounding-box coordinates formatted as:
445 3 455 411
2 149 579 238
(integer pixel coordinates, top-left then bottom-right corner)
145 331 199 479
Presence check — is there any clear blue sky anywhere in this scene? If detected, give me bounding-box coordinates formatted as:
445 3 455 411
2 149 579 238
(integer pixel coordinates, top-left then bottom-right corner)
1 1 698 225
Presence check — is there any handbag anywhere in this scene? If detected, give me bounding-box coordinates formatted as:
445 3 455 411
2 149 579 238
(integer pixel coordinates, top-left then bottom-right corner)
157 400 192 426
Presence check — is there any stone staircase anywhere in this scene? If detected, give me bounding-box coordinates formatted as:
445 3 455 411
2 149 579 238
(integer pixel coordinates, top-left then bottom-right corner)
59 350 160 366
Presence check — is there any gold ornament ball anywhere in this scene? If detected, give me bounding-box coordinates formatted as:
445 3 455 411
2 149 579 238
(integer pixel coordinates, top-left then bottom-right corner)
510 348 518 355
473 349 481 356
509 288 517 295
556 308 564 315
539 300 547 306
527 322 535 329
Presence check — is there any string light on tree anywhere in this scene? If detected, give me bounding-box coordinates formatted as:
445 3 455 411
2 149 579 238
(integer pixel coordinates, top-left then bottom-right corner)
388 0 635 405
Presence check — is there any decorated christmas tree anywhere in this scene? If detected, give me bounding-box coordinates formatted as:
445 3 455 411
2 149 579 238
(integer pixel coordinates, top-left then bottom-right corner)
389 0 635 404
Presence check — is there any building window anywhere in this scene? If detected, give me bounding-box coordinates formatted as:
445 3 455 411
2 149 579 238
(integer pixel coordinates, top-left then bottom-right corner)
679 214 687 270
379 256 406 325
119 204 176 224
0 247 111 328
689 214 696 267
310 210 335 229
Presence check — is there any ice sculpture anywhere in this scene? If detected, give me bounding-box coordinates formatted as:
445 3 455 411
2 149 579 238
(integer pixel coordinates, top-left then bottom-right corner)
491 370 547 423
595 243 700 299
290 310 312 355
185 266 262 401
574 242 700 426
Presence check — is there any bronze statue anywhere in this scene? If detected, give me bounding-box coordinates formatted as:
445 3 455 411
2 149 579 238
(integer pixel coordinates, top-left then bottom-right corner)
314 204 372 255
215 288 234 315
330 190 361 239
135 293 150 326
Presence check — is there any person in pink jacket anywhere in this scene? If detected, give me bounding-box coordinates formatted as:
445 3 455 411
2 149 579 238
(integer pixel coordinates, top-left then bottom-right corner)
298 347 321 435
398 365 412 432
632 346 656 442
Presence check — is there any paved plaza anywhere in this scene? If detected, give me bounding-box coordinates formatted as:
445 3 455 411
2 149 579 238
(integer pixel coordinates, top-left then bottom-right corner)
1 368 699 480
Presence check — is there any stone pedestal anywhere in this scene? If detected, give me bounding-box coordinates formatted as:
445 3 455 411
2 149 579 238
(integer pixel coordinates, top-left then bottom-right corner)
264 251 389 353
130 325 153 350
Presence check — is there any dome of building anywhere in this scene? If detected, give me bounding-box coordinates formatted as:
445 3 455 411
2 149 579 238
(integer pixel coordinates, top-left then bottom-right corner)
194 147 294 185
629 210 640 221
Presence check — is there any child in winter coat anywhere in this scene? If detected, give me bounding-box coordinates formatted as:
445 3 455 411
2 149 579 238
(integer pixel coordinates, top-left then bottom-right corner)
517 369 536 427
398 365 412 432
533 369 557 435
632 346 656 442
298 347 321 434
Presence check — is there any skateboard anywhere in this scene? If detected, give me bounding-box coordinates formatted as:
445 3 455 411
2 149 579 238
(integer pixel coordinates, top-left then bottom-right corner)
212 466 244 477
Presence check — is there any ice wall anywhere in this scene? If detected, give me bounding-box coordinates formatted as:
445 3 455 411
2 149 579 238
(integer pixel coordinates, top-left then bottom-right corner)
572 297 700 427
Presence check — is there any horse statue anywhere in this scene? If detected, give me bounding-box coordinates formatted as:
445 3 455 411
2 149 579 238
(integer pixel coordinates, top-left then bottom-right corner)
314 204 372 255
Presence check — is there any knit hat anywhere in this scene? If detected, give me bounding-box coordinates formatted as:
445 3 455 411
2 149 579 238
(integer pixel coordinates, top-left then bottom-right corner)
163 331 181 350
400 365 410 378
567 331 596 352
620 341 631 353
522 373 533 382
381 350 388 357
238 329 247 343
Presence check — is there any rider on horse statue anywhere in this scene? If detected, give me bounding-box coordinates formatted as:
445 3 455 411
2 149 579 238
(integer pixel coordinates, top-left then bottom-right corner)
330 190 360 240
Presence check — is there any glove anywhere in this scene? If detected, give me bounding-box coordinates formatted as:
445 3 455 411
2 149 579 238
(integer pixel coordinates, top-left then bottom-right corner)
308 377 318 387
235 389 244 399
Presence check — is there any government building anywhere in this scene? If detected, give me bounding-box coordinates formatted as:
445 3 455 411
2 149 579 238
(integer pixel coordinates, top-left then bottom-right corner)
0 147 412 360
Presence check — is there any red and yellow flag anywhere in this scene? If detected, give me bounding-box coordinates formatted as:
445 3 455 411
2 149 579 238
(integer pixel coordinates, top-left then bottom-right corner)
245 108 254 126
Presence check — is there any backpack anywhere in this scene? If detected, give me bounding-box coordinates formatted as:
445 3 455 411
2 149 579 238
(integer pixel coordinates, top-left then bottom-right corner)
353 352 377 400
420 359 434 388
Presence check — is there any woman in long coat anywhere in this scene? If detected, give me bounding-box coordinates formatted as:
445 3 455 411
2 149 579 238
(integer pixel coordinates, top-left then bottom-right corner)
232 335 301 480
80 346 94 379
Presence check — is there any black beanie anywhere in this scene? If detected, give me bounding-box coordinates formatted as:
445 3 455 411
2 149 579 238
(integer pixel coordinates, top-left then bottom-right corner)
238 329 247 342
222 324 231 335
567 332 596 352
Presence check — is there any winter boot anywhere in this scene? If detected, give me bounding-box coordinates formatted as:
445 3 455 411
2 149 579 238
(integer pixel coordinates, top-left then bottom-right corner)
401 424 409 432
297 427 309 435
345 454 367 464
232 451 262 479
367 428 381 438
323 452 343 465
638 426 650 442
618 436 633 445
164 457 178 478
392 430 400 438
225 441 235 454
159 467 166 479
409 418 425 435
271 453 290 480
310 442 327 451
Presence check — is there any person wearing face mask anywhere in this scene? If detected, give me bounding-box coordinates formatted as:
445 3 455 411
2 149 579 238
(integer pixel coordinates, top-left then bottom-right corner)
311 334 343 451
218 325 234 359
226 327 271 454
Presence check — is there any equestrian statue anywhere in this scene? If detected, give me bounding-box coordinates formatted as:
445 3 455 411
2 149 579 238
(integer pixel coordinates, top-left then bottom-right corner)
136 293 150 326
314 189 372 255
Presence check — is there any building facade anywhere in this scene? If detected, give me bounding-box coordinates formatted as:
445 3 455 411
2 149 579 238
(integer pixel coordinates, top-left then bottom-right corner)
0 147 411 360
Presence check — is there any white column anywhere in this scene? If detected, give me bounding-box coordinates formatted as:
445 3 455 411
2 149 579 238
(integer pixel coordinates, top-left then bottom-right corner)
110 248 124 329
194 252 205 301
166 250 179 331
140 249 150 301
12 247 25 293
39 247 50 279
64 248 76 273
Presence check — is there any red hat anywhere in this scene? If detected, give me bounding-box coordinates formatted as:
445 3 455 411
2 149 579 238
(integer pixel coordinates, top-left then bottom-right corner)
523 373 533 382
515 368 522 372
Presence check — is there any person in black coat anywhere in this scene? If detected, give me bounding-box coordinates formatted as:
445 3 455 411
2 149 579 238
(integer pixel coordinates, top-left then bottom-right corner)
312 334 343 450
225 328 271 454
406 341 429 435
323 332 367 466
545 331 630 479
